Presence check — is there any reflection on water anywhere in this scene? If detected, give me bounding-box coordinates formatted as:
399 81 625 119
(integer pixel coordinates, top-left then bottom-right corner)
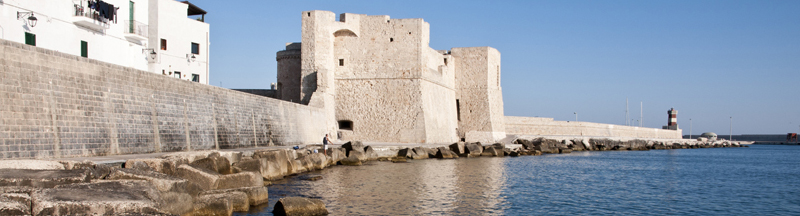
243 145 800 215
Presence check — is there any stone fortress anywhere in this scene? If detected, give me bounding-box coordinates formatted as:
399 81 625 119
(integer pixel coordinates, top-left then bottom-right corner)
272 10 681 144
0 10 681 159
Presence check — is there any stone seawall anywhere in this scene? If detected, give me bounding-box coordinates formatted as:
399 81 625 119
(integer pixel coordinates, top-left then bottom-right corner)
505 116 682 139
0 39 327 159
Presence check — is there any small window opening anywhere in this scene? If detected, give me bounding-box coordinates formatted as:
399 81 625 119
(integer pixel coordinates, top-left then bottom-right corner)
160 39 167 50
338 120 353 130
307 12 311 17
456 99 461 121
173 71 181 79
390 38 393 42
80 41 88 58
444 58 448 66
191 42 200 54
387 20 390 23
24 32 36 46
191 74 199 82
339 59 344 66
409 32 412 35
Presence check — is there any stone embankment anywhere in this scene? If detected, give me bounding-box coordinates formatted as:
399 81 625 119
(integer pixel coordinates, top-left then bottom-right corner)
0 138 744 215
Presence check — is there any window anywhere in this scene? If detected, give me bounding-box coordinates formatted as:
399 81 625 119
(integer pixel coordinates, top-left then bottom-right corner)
338 120 353 130
444 58 448 65
80 41 88 58
389 38 393 42
160 39 167 50
191 42 200 54
25 32 36 46
173 71 181 79
338 59 344 66
191 74 199 82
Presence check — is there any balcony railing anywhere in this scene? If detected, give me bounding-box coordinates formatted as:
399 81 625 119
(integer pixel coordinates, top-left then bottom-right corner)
73 3 112 30
124 20 148 38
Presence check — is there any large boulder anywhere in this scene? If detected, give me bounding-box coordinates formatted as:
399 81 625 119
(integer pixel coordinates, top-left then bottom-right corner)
339 155 363 166
125 158 182 175
363 146 379 161
448 142 466 155
342 141 365 155
348 150 368 162
252 149 297 180
533 138 561 154
232 158 270 180
515 139 535 150
0 169 91 188
464 143 483 157
199 186 269 206
186 193 233 216
296 153 328 171
190 156 233 175
435 147 459 159
31 180 165 216
176 164 220 191
195 191 249 212
0 160 65 170
481 147 501 157
273 197 328 216
397 148 414 158
411 147 431 159
217 172 264 190
0 195 29 216
107 168 188 193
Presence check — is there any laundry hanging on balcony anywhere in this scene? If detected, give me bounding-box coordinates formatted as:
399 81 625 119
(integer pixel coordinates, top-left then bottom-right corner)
88 0 116 23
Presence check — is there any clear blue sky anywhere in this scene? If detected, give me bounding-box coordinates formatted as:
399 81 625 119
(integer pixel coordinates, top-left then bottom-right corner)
189 0 799 135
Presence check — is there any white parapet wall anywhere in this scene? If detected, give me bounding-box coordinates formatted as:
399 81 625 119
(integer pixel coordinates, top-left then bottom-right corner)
504 116 682 139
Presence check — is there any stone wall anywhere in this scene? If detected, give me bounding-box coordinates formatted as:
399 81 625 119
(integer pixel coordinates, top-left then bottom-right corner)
452 47 506 143
505 116 682 139
0 39 327 159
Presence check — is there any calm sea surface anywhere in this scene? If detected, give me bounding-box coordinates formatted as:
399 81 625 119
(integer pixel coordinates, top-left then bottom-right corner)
241 145 800 215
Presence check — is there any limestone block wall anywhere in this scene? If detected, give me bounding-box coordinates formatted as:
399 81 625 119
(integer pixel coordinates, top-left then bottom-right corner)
276 43 302 103
452 47 506 143
505 116 682 139
0 39 327 159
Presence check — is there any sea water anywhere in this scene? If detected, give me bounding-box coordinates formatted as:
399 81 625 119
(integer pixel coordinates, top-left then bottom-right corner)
242 145 800 215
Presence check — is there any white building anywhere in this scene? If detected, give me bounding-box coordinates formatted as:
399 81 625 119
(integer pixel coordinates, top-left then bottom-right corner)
0 0 210 84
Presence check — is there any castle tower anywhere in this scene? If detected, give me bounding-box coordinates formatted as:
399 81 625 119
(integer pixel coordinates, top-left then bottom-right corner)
662 108 678 130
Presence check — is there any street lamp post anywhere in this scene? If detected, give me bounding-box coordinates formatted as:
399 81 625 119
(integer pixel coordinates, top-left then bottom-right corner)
689 118 692 140
729 117 733 141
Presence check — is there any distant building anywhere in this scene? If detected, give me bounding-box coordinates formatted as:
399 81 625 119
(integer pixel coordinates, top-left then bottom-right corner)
700 132 718 141
0 0 210 84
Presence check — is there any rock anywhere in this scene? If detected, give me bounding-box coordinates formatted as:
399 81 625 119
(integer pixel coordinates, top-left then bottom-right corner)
348 150 368 161
0 196 30 216
509 151 520 157
435 147 459 159
233 158 269 180
217 172 264 190
390 157 407 163
196 191 250 212
273 197 328 216
449 142 466 155
58 160 96 170
398 148 414 158
160 150 219 164
327 148 347 165
0 169 90 188
176 164 220 190
515 139 535 150
411 147 431 159
342 141 365 155
159 192 194 215
481 147 501 157
125 158 181 175
190 156 233 175
32 180 164 216
107 168 188 193
296 153 328 171
253 149 297 180
339 155 363 166
229 186 269 206
187 193 233 216
532 138 561 154
464 143 483 157
0 160 65 170
364 146 379 161
559 148 572 154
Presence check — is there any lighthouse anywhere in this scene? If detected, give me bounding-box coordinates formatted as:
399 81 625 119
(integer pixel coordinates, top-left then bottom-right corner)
662 108 679 130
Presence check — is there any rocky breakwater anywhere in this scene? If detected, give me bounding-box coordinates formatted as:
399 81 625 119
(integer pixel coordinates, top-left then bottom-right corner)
0 138 744 215
0 146 347 216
